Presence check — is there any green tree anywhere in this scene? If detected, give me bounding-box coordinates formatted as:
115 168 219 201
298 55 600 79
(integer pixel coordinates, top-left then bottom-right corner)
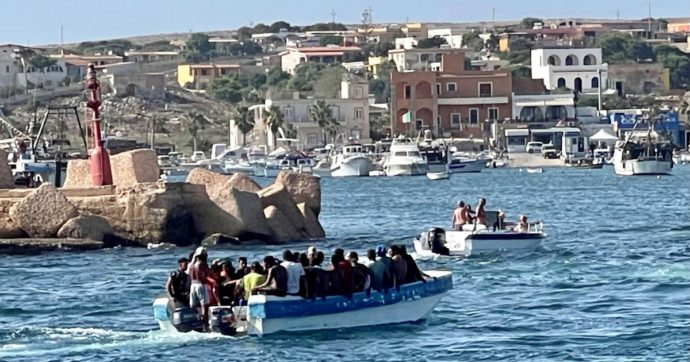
511 65 532 78
462 31 484 51
508 38 532 52
233 105 254 146
28 54 57 88
264 105 285 145
186 33 213 56
270 21 291 33
597 33 654 63
362 41 394 57
416 36 448 49
520 17 543 29
309 99 336 143
320 36 344 46
183 110 207 152
207 77 243 103
289 62 325 92
266 67 290 86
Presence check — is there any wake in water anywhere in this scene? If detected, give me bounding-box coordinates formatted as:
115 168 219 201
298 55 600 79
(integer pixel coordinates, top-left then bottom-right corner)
0 326 238 360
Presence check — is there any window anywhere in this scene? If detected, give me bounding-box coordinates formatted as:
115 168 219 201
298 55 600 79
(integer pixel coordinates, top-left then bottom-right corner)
354 107 364 119
350 129 361 139
488 107 499 121
557 78 566 88
282 106 295 121
469 109 479 124
479 83 493 97
200 69 208 76
307 133 318 145
591 77 599 89
436 83 441 95
447 82 457 92
354 87 363 98
404 84 411 99
415 119 423 130
5 65 8 73
450 113 461 128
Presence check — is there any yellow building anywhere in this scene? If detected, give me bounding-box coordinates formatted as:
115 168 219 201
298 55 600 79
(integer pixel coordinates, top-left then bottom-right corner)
401 23 428 39
366 56 389 78
667 18 690 33
177 63 241 89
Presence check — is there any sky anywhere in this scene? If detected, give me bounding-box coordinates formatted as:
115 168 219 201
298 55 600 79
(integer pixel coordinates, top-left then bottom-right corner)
1 0 688 45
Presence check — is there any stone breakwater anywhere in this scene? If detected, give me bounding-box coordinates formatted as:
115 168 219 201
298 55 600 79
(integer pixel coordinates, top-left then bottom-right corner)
0 149 325 253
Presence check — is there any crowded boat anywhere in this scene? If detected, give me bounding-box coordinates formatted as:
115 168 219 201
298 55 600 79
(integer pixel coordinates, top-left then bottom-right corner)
153 245 453 336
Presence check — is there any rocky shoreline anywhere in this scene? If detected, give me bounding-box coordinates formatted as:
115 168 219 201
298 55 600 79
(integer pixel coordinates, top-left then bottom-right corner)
0 149 326 254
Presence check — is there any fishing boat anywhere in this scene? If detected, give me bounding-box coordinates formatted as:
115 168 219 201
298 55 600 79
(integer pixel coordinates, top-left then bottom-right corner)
612 128 674 176
383 136 427 176
564 158 604 169
449 153 485 173
426 171 449 180
152 270 452 336
413 211 546 257
330 144 372 177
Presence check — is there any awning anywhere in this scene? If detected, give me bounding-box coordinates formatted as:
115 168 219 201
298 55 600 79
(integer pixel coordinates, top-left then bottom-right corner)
590 129 619 141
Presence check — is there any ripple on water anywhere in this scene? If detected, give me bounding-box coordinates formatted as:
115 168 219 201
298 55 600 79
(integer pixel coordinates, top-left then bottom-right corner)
0 167 689 361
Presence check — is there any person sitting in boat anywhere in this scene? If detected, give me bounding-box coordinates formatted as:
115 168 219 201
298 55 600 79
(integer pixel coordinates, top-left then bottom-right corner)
166 257 190 308
451 201 467 230
513 215 530 233
306 246 317 265
280 250 305 297
235 262 265 304
252 256 288 297
390 245 408 287
369 245 396 291
400 245 429 283
347 252 371 292
234 257 250 280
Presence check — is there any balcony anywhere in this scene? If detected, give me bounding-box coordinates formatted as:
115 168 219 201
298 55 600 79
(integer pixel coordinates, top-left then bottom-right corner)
437 96 509 106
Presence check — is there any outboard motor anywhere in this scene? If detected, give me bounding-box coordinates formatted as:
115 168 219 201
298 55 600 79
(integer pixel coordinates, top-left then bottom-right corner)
428 227 450 256
209 306 237 335
171 307 204 333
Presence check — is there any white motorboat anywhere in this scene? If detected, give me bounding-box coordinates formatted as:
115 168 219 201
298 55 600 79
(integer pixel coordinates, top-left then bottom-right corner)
449 153 485 173
368 170 386 177
330 144 372 177
222 160 255 175
526 167 544 174
383 136 427 176
612 129 674 176
426 171 449 180
152 270 452 336
311 159 332 177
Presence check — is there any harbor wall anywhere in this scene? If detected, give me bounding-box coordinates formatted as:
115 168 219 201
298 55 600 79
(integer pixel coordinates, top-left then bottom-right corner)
0 154 325 253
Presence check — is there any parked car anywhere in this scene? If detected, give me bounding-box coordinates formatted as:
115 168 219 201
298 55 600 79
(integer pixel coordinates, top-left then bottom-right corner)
526 142 543 153
541 144 559 159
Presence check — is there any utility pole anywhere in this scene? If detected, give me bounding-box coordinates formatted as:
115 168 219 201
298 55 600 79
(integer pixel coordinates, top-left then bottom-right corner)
492 8 496 31
60 25 64 56
647 2 652 39
616 10 620 21
330 9 336 24
597 68 603 115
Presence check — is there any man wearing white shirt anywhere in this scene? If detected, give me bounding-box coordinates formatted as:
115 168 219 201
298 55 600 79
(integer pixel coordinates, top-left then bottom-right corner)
280 250 305 296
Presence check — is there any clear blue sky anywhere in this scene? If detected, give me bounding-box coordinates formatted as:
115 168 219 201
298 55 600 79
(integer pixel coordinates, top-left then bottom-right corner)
1 0 687 45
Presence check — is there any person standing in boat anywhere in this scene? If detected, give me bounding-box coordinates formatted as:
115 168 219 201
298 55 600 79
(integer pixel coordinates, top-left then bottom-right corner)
475 197 487 227
281 250 305 296
189 247 214 332
165 257 190 308
451 201 467 230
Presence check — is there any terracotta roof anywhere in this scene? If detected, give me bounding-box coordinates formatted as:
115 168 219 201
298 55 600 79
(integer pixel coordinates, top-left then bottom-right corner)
288 46 360 53
303 51 347 57
189 64 240 69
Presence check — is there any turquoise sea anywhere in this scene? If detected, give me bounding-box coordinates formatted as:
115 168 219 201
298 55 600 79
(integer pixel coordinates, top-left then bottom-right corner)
1 166 689 361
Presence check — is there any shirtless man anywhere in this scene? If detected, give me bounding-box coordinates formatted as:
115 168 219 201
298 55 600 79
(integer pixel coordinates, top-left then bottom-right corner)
451 201 466 230
253 256 288 296
189 247 215 332
513 215 530 233
475 197 487 226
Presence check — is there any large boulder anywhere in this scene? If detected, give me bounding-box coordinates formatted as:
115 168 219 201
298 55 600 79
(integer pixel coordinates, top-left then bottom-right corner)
257 183 305 233
201 233 240 246
187 168 271 239
62 159 91 188
0 150 15 189
297 202 326 239
275 171 321 216
228 173 261 193
264 206 301 243
110 149 160 188
9 184 78 238
57 215 114 241
0 217 27 238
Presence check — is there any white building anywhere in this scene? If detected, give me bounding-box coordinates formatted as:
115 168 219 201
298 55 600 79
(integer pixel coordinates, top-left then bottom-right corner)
388 48 456 72
246 75 371 149
0 44 68 90
427 29 463 49
512 93 576 122
280 45 361 74
0 44 22 89
531 47 608 93
394 37 418 50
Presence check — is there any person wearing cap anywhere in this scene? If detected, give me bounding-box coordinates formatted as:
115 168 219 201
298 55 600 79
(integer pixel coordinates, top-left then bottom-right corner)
369 245 395 291
348 252 371 292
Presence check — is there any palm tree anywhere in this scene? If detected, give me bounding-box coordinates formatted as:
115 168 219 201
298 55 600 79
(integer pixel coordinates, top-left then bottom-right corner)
183 110 206 152
263 105 285 146
233 105 254 146
308 99 335 144
284 123 298 139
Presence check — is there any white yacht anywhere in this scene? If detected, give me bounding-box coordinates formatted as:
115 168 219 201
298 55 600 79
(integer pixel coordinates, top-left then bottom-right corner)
449 153 486 173
383 136 427 176
330 144 372 177
613 129 674 176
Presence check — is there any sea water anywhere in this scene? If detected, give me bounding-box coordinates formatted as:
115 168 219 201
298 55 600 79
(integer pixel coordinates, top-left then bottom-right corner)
1 167 688 361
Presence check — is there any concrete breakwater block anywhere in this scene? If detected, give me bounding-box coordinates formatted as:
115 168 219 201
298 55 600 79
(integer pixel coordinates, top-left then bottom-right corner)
276 171 321 216
110 149 160 188
9 184 78 238
0 150 15 189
